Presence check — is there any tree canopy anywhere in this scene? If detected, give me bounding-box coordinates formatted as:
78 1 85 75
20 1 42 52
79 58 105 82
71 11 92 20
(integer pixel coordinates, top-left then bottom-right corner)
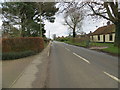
2 2 58 37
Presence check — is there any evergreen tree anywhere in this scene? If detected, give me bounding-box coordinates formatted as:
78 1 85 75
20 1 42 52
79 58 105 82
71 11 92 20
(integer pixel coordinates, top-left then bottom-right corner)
2 2 58 37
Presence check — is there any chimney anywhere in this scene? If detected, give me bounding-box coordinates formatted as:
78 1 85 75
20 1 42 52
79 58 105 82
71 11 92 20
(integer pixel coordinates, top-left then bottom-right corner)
107 21 110 25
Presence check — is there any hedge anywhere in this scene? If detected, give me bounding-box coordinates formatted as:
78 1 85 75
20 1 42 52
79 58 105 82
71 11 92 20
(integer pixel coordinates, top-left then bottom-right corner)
2 50 36 60
2 37 44 60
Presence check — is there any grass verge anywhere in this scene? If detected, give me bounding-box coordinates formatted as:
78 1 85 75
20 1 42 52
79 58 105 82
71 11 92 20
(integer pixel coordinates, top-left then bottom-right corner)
101 47 120 55
65 41 87 47
64 41 120 56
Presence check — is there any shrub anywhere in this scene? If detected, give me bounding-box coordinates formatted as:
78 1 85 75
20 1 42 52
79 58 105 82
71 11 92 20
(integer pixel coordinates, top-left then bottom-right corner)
56 37 69 42
2 50 36 60
2 37 44 60
44 38 50 44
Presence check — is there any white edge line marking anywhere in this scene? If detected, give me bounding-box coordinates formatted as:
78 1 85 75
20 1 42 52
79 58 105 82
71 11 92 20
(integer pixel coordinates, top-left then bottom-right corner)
103 71 120 83
65 47 70 51
73 52 90 64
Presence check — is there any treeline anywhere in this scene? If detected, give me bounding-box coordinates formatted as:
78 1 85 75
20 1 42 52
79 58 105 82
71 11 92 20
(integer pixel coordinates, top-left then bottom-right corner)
2 2 58 37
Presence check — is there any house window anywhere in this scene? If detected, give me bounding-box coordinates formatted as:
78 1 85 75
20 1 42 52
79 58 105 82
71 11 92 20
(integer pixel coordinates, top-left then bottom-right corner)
103 35 105 42
98 35 100 40
109 34 113 41
90 36 93 40
92 36 93 40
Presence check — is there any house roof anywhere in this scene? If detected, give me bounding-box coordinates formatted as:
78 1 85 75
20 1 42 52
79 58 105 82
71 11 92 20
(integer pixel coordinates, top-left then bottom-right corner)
91 24 115 35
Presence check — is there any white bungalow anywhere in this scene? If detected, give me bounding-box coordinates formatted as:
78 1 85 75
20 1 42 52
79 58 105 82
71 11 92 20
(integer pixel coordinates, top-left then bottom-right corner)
90 24 115 43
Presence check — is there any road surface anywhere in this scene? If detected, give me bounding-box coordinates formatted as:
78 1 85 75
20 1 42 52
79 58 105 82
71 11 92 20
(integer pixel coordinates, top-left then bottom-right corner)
47 41 119 88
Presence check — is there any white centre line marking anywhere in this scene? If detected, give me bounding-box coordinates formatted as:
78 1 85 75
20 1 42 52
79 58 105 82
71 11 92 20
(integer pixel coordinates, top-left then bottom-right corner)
73 52 90 64
65 47 70 51
103 71 120 83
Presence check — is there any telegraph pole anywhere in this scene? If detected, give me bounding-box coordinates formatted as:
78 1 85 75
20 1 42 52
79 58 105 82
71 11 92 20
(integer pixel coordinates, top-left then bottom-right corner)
38 3 42 37
49 30 50 39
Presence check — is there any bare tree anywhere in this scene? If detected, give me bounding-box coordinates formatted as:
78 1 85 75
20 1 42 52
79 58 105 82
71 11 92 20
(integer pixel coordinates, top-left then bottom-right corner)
63 2 84 38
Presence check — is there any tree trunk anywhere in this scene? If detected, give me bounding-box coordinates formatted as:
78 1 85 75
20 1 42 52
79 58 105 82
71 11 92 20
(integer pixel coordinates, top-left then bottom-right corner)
114 22 120 47
21 25 25 37
72 28 76 43
21 18 25 37
73 28 76 38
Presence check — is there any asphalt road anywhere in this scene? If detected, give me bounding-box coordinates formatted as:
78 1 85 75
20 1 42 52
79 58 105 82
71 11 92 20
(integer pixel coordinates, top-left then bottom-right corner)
47 41 119 88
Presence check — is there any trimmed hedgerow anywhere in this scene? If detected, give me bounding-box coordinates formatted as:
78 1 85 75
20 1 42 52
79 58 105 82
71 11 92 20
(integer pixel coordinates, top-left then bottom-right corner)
2 37 44 60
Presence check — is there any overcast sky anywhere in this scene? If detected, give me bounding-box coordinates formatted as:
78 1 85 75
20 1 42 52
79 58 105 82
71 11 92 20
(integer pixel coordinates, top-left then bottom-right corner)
44 12 108 39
